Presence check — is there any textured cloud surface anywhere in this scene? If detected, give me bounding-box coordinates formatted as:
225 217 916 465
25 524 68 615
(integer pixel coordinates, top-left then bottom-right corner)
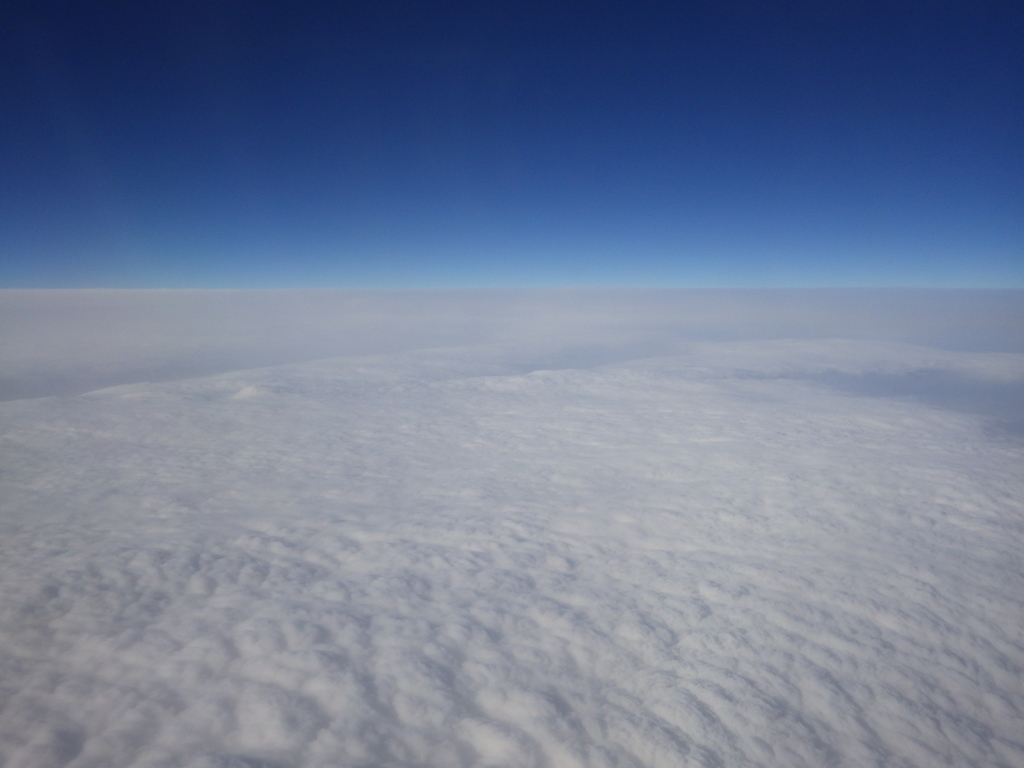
1 291 1023 768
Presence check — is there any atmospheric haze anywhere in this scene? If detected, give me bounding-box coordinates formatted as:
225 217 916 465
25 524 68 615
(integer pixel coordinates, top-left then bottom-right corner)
1 289 1023 768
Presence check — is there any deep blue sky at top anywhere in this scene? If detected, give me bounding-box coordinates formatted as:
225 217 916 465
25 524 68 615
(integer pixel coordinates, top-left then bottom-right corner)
1 0 1021 288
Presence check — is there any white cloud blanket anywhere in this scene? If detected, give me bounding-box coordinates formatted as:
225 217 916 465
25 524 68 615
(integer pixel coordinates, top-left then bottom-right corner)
1 294 1023 768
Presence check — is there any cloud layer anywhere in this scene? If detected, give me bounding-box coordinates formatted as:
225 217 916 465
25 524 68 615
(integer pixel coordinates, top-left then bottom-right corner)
3 289 1023 401
2 292 1023 767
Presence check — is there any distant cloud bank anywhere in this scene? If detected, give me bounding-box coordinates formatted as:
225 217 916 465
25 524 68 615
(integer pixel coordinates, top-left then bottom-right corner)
2 288 1022 401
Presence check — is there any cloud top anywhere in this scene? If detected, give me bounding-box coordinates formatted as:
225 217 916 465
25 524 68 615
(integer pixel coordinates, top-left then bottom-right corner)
2 314 1024 765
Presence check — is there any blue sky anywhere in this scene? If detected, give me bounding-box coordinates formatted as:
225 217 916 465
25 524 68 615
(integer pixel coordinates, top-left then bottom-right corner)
2 0 1021 288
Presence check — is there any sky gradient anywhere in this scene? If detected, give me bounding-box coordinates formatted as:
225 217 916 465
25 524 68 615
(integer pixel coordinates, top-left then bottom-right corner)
2 0 1022 288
